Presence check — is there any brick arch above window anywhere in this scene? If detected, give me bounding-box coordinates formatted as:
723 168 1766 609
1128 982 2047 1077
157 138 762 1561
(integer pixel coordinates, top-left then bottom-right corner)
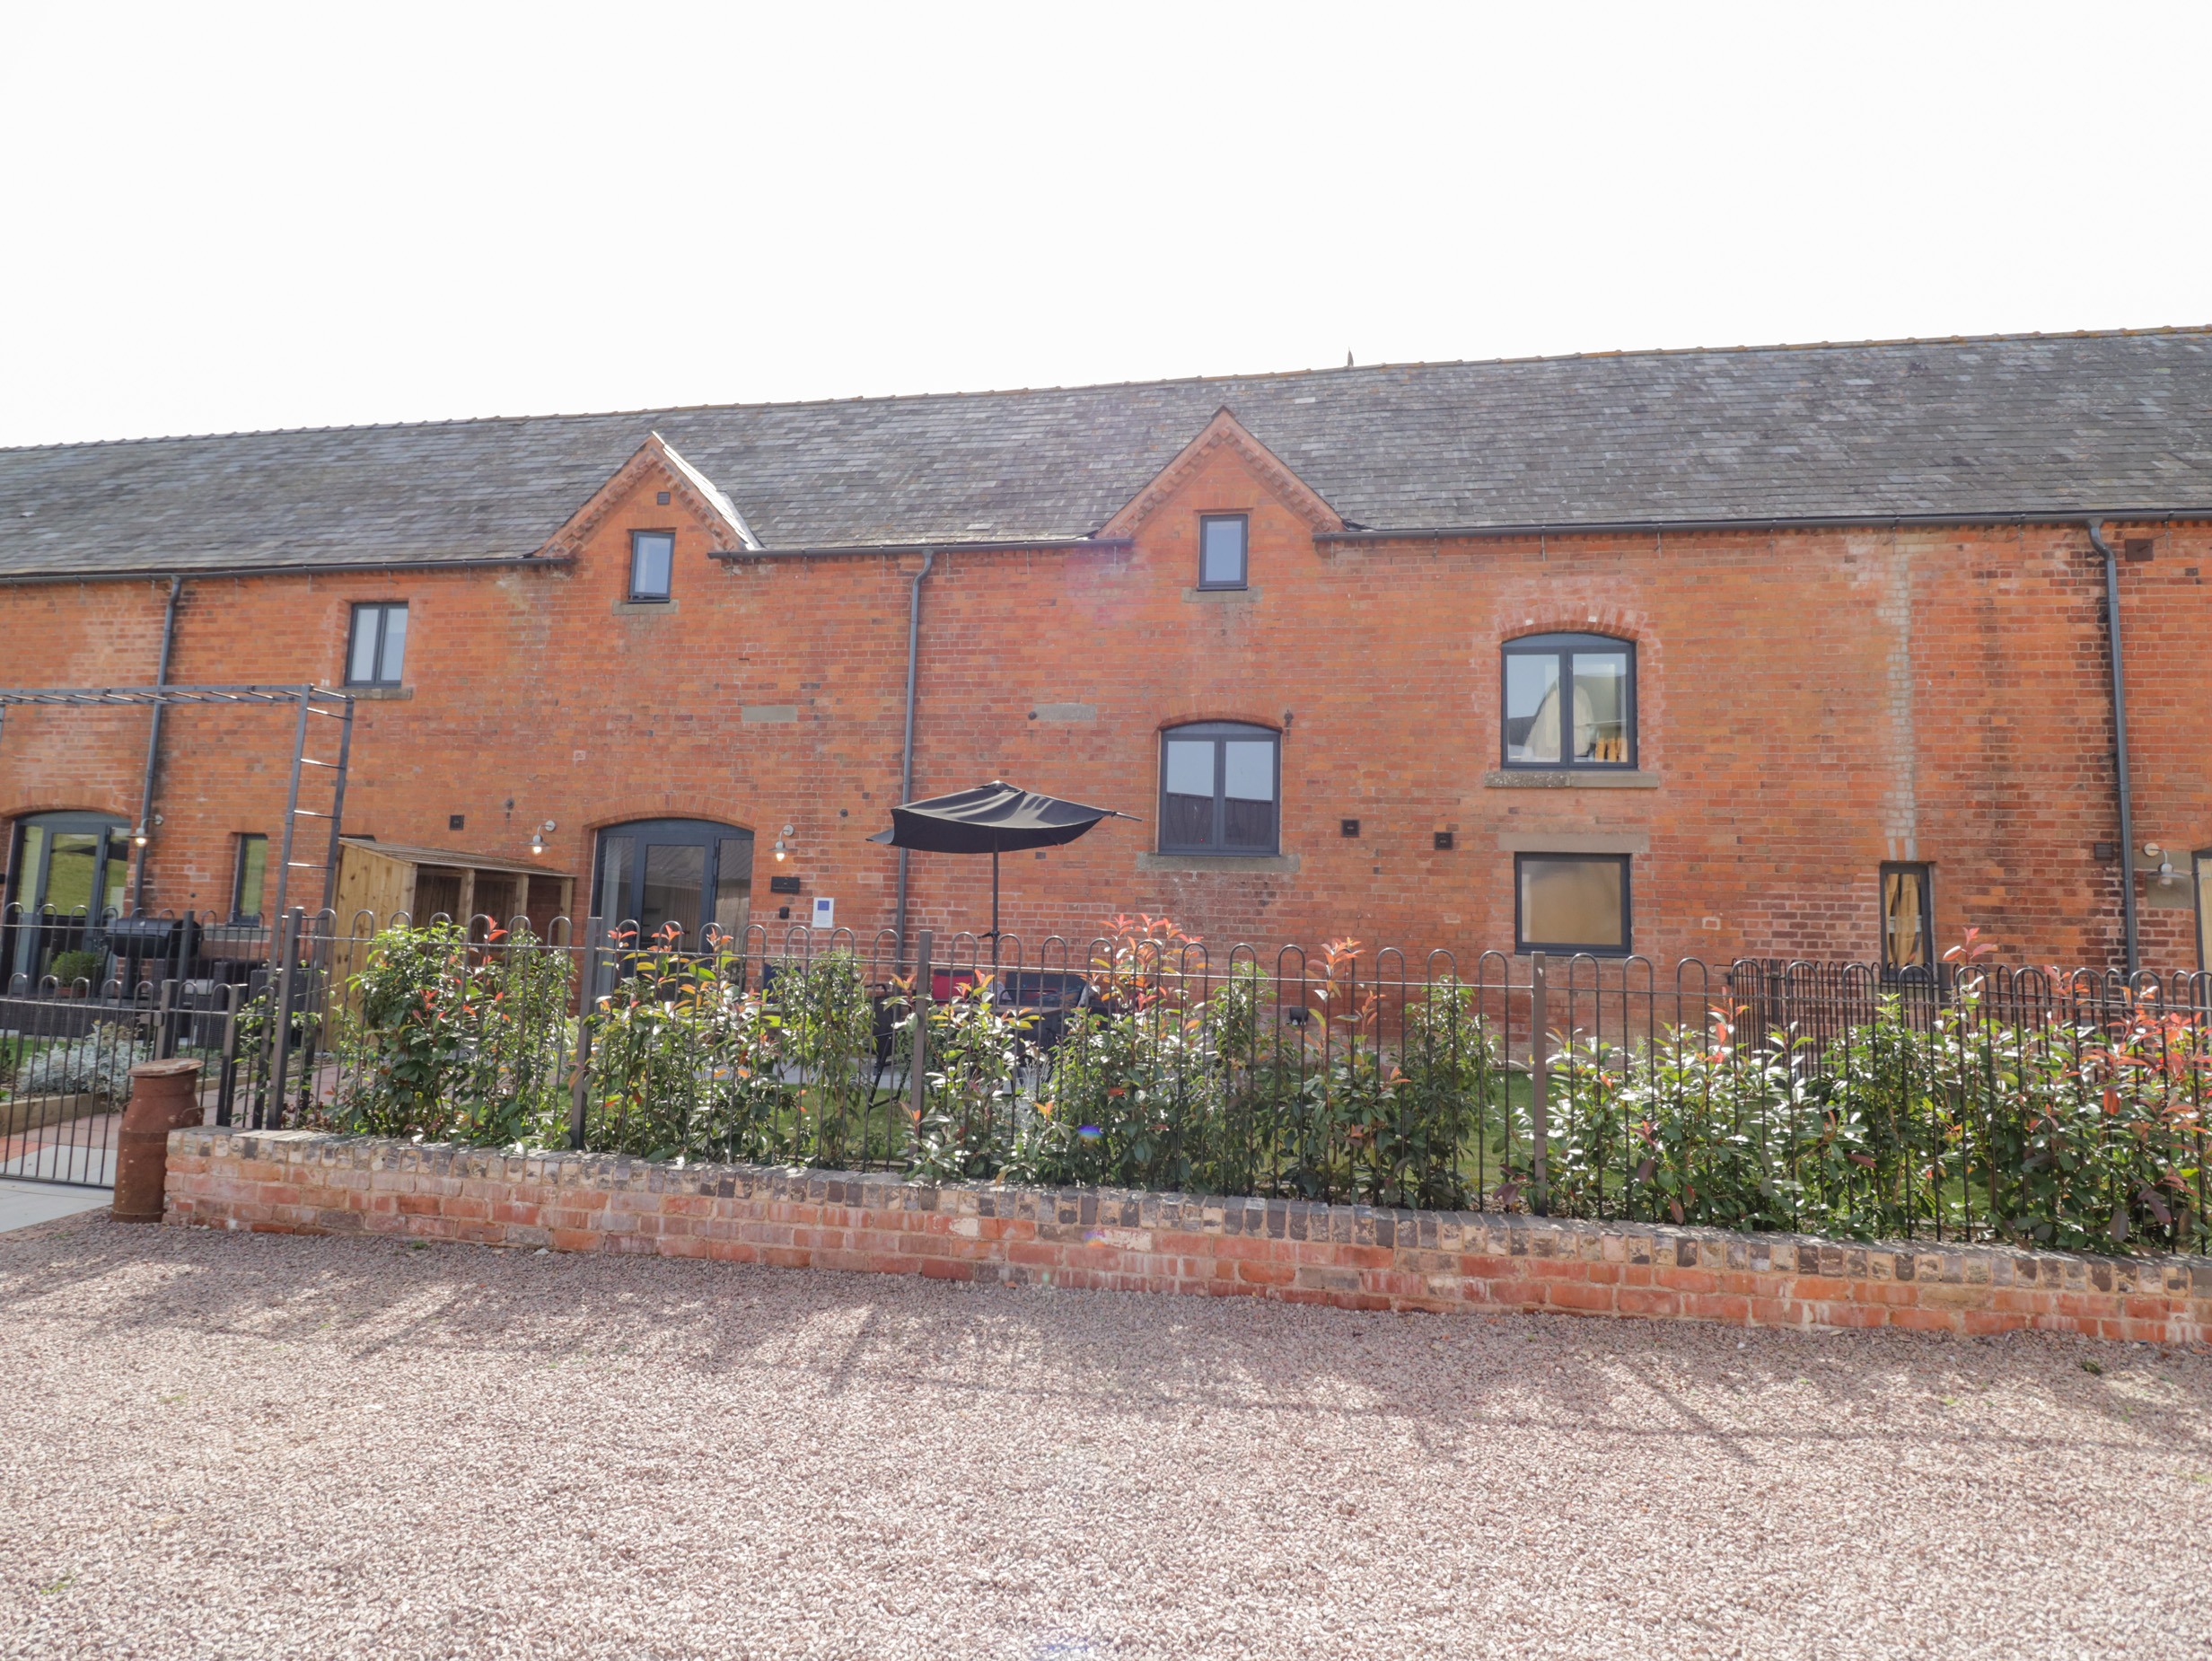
1153 708 1285 736
576 795 759 838
3 797 138 828
1498 603 1650 646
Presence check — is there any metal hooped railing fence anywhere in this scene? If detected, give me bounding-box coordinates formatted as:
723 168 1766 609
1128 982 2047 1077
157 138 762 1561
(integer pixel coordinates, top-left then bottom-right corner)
2 904 2206 1253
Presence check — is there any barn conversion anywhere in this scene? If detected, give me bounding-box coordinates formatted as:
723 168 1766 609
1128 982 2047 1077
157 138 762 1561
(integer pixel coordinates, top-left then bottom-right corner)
3 328 2209 977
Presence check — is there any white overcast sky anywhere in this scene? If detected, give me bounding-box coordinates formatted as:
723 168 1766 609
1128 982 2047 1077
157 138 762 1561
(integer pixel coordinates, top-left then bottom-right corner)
3 1 2205 449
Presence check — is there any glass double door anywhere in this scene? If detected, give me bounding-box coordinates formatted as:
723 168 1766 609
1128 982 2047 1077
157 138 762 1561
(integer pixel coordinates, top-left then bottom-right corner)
591 819 753 950
4 813 131 986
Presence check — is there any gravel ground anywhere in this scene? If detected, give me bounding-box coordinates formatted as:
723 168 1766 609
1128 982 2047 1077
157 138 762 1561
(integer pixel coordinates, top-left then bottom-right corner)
1 1216 2208 1660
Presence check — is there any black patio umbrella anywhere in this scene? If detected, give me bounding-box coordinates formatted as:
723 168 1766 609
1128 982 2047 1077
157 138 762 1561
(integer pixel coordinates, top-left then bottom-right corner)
869 780 1137 942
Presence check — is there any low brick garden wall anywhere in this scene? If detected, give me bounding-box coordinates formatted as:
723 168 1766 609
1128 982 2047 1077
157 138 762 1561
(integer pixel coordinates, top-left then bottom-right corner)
166 1129 2211 1344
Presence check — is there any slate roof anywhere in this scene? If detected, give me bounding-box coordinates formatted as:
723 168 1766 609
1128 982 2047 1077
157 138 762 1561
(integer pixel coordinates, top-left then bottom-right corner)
3 329 2209 579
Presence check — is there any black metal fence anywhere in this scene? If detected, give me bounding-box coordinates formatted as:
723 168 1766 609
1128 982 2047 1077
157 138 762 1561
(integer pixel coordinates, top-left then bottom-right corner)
4 903 2207 1254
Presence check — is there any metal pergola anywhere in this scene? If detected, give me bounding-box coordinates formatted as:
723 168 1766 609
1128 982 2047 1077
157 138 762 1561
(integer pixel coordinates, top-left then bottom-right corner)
0 685 356 924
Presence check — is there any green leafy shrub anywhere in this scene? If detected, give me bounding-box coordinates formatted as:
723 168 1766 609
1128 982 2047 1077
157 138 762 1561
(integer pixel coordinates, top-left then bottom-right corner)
584 927 790 1163
47 950 103 989
296 913 2210 1254
321 918 572 1145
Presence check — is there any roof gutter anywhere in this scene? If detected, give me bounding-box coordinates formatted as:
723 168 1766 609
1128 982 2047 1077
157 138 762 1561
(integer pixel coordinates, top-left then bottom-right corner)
130 575 182 912
0 554 574 588
2085 520 2141 977
1313 508 2212 543
715 536 1128 563
892 547 937 962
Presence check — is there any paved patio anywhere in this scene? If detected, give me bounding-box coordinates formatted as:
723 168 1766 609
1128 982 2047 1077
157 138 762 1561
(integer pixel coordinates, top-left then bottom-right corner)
0 1178 109 1235
1 1215 2206 1659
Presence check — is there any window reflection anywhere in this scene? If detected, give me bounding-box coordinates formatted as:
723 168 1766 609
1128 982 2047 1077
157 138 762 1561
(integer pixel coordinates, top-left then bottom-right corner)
1158 724 1279 855
1502 634 1636 768
1573 652 1628 762
1505 655 1559 762
715 837 752 939
639 843 704 943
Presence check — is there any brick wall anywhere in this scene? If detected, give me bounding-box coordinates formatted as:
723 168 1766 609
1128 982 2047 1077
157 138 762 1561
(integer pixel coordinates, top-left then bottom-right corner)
166 1129 2212 1344
6 440 2209 970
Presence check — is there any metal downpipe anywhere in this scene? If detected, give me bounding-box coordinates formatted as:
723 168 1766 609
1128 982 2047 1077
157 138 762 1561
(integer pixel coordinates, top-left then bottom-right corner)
2085 521 2140 975
892 547 936 960
132 575 182 914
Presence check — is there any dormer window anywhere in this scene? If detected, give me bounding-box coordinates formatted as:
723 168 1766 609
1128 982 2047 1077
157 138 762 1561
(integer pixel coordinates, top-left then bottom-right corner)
630 531 675 602
1198 514 1248 590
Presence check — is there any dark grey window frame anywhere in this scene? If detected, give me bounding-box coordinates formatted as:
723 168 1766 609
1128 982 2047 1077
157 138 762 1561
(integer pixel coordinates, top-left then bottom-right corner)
1157 721 1281 857
2196 848 2209 976
232 833 268 926
1513 851 1633 958
1500 631 1637 770
589 818 754 933
629 530 676 602
1196 514 1250 591
345 602 408 687
1879 861 1935 974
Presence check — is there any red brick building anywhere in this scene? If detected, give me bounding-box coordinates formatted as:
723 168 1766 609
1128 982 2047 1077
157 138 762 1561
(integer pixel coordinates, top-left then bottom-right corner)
3 330 2208 978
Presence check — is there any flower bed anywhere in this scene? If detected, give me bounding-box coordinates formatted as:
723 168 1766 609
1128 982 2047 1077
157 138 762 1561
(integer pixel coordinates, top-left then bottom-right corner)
284 918 2212 1258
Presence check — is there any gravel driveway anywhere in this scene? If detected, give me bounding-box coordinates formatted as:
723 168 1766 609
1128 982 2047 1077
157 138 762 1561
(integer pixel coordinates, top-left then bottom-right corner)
2 1215 2207 1660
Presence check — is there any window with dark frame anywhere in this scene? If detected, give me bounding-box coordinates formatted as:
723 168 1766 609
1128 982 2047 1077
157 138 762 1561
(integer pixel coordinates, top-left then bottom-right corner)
1501 633 1635 768
345 602 408 687
1514 852 1631 956
1197 514 1248 589
233 834 268 925
1158 722 1279 856
1881 863 1933 971
2196 850 2210 975
630 530 675 601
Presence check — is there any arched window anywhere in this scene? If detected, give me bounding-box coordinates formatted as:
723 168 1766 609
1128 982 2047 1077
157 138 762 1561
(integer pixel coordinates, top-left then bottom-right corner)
1501 633 1636 769
1159 723 1279 856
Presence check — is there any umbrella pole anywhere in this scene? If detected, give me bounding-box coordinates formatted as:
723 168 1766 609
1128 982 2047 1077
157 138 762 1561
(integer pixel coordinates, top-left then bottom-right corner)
989 848 1000 964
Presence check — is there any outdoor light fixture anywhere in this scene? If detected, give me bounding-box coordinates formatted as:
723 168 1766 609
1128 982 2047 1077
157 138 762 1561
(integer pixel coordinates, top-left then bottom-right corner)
529 820 556 857
2144 843 2177 887
131 826 149 848
775 823 794 862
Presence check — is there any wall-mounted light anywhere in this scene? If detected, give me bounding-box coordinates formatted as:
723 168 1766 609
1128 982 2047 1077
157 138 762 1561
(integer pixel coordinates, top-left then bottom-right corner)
776 823 794 862
130 826 149 848
530 820 557 857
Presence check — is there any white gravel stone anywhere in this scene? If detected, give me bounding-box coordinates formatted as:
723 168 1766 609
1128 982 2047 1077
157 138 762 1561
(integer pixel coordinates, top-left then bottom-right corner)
0 1214 2207 1658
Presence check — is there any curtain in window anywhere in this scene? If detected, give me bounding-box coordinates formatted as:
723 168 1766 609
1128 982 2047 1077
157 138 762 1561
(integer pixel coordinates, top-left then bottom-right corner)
1883 870 1927 967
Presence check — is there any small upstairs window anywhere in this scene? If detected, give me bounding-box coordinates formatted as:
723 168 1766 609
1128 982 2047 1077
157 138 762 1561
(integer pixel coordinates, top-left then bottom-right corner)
1198 514 1248 589
346 602 408 686
1502 633 1635 768
1159 722 1278 855
630 531 675 602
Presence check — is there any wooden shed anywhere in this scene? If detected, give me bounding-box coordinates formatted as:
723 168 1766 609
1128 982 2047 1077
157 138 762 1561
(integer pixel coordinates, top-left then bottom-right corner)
332 839 575 939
